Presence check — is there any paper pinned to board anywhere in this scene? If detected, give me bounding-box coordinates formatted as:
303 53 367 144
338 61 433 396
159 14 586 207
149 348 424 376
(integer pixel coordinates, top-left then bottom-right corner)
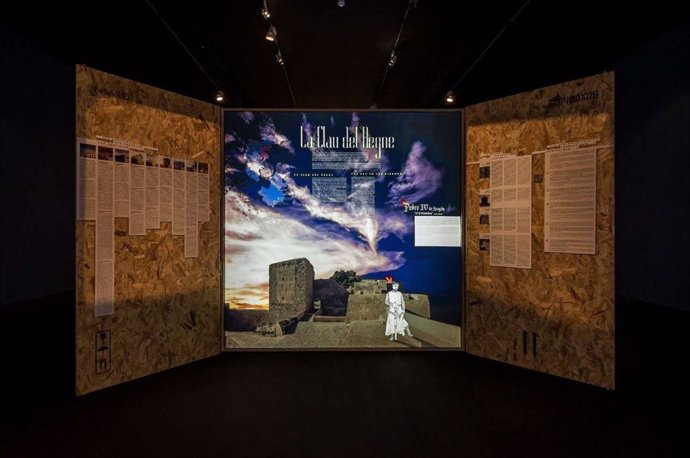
113 148 130 218
489 155 532 269
129 147 146 236
159 156 173 222
172 158 186 236
197 162 210 223
77 135 210 319
184 159 199 258
544 147 597 255
77 139 97 221
145 153 161 230
95 142 115 316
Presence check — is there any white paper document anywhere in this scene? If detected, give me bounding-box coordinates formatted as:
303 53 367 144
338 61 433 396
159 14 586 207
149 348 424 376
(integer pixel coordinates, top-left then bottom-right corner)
414 216 462 247
197 162 210 223
544 148 597 254
113 148 130 218
77 139 97 221
184 160 199 257
489 155 532 268
129 150 146 235
95 143 115 316
172 159 186 236
145 153 160 230
159 156 173 222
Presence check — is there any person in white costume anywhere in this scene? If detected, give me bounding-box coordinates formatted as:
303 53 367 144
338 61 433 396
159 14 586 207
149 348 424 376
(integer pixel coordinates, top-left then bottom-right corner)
384 282 413 340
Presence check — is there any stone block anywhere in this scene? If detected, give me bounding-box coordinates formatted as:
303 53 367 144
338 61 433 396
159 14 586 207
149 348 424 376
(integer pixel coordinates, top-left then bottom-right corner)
346 293 385 322
269 258 314 323
405 294 431 318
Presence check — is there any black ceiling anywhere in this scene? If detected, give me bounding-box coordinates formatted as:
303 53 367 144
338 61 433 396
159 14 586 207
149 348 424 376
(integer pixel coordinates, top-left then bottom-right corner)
2 1 687 108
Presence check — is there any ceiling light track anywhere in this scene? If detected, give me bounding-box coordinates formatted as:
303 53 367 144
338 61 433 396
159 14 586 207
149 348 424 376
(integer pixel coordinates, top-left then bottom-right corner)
262 0 297 107
436 0 532 107
145 0 228 104
261 0 271 19
372 0 417 107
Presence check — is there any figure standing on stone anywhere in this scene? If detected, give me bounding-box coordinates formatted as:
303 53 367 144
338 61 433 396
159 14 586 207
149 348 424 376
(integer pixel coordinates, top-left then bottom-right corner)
384 282 413 341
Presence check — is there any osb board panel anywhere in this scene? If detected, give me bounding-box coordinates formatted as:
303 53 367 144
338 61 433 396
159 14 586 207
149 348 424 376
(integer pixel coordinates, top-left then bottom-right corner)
465 73 615 388
76 65 221 394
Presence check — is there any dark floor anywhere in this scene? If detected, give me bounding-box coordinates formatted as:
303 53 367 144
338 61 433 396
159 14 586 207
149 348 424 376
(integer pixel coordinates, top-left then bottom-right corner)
0 293 688 458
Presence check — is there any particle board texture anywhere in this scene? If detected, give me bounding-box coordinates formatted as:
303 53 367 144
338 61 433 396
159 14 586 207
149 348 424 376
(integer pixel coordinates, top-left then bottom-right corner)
75 65 221 394
464 73 615 389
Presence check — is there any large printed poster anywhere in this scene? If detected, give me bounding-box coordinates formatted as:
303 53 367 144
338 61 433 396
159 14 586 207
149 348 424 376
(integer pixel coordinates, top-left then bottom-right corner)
224 111 462 349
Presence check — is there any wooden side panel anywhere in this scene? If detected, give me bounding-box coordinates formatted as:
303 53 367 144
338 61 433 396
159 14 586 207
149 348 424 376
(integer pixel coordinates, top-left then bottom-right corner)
75 65 221 394
465 73 615 388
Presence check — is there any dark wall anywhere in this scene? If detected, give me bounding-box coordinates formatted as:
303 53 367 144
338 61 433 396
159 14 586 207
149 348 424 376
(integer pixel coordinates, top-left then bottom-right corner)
0 27 75 305
615 23 690 310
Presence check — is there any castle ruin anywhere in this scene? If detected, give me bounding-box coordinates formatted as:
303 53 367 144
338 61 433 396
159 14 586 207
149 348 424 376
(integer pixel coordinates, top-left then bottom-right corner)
268 258 314 323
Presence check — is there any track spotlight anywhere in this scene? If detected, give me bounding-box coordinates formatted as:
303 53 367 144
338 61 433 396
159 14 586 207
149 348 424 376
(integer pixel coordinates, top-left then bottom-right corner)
215 90 225 102
276 51 284 65
445 91 455 104
388 51 397 67
261 0 271 19
337 0 346 7
265 25 277 42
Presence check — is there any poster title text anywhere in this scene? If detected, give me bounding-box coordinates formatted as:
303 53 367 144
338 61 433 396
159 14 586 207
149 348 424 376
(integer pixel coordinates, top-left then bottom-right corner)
300 126 394 158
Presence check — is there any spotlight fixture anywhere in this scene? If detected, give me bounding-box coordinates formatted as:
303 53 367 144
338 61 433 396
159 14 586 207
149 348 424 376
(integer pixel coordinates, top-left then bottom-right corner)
275 51 284 65
388 51 397 67
445 90 455 104
337 0 346 7
265 25 277 42
215 90 225 103
261 0 271 19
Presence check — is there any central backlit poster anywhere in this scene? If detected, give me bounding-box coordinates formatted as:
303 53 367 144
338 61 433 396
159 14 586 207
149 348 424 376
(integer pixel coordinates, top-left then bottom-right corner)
223 110 462 349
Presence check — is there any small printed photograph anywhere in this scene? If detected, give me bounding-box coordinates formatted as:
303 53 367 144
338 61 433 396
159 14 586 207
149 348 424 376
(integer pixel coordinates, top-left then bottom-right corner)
186 160 198 172
114 149 129 163
198 162 209 174
98 146 114 161
479 157 490 179
479 207 489 225
479 235 490 251
479 189 490 207
145 153 159 167
174 160 185 171
130 153 144 165
79 143 96 159
161 156 172 169
479 164 490 179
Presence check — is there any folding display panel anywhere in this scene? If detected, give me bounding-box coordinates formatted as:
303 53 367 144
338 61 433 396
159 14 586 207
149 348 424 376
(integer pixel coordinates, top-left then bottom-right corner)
75 66 222 395
464 73 615 389
75 66 614 392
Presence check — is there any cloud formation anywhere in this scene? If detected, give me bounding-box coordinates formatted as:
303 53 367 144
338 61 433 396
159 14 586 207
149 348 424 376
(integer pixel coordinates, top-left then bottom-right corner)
239 111 255 124
259 118 294 153
287 179 381 252
224 189 405 308
387 141 443 205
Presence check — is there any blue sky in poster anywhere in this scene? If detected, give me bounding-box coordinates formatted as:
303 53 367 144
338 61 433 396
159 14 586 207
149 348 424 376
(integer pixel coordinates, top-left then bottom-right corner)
224 111 461 320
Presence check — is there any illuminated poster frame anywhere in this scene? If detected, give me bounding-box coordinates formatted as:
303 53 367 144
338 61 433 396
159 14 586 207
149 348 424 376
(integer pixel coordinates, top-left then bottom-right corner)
221 109 465 351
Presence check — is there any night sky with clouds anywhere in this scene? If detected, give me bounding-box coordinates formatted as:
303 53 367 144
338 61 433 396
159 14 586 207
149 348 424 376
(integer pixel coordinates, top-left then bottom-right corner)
224 111 462 324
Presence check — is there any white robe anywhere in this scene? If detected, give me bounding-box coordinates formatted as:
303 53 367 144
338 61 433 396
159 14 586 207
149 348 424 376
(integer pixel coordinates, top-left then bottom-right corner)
385 290 409 336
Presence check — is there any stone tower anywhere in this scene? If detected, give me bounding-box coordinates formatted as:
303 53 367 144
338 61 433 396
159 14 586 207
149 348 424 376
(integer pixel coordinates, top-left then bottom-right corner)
269 258 314 322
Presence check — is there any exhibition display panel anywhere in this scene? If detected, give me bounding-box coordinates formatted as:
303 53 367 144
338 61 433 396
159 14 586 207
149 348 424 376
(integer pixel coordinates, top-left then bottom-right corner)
75 65 614 394
222 110 464 350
